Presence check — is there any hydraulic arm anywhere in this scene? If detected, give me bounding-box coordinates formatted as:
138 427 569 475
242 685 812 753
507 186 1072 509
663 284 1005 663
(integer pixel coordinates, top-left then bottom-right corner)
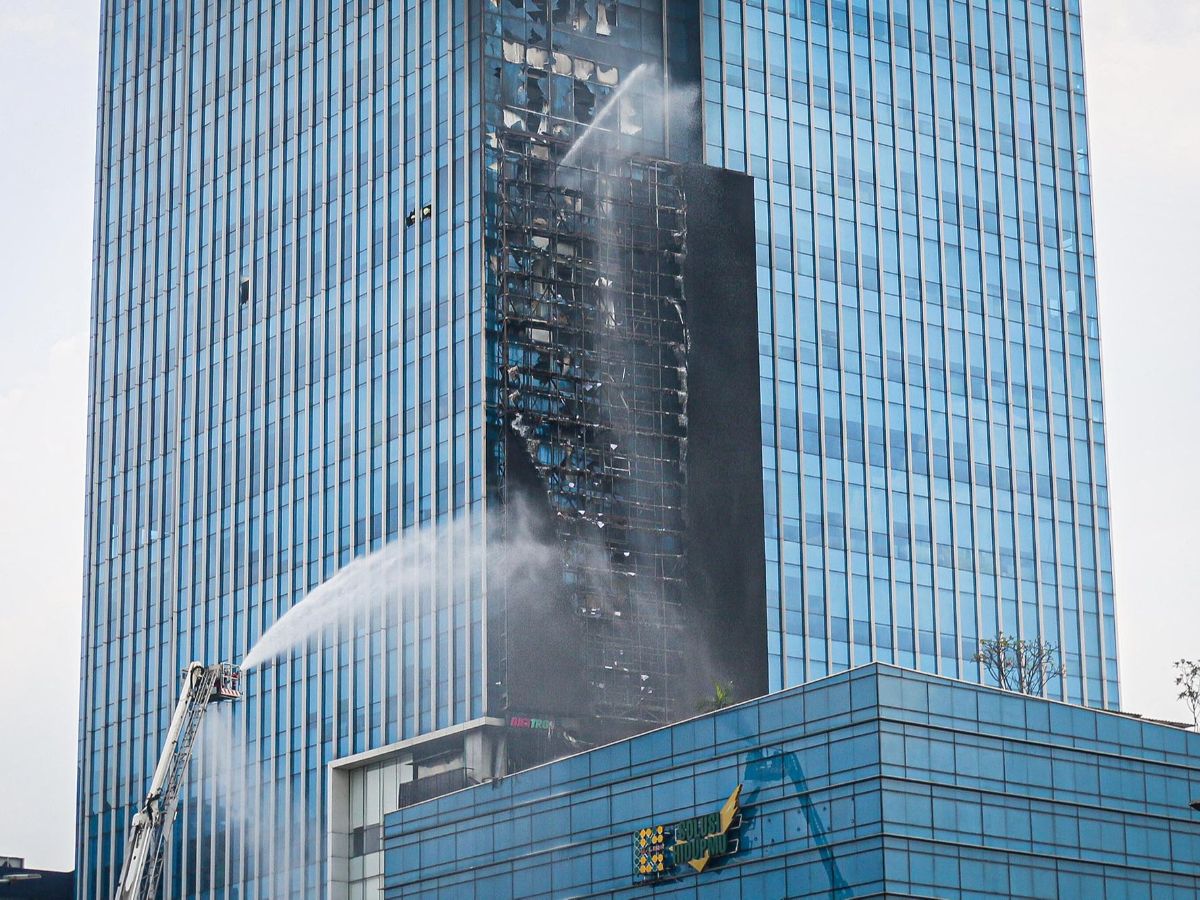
116 662 241 900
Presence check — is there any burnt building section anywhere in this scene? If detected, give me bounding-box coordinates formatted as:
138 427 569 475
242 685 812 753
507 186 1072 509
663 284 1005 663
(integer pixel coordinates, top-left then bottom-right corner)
484 137 767 743
486 0 668 155
480 0 766 750
490 134 691 739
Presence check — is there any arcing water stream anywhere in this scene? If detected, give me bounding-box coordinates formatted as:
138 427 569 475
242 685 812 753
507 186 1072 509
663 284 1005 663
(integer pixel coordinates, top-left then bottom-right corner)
240 510 554 670
559 62 652 169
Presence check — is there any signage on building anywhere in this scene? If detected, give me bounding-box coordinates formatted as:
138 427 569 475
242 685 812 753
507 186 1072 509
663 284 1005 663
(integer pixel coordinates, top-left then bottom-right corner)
508 715 553 730
633 784 742 883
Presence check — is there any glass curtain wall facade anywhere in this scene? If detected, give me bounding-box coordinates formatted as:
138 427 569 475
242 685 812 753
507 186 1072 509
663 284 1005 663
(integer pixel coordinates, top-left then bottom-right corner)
80 0 1121 897
382 665 1200 899
702 0 1119 705
80 2 482 898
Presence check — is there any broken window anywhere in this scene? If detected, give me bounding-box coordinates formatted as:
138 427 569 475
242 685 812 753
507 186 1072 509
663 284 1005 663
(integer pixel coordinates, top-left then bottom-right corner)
596 0 617 35
526 71 549 114
526 45 549 69
573 80 597 123
570 2 592 33
502 39 524 64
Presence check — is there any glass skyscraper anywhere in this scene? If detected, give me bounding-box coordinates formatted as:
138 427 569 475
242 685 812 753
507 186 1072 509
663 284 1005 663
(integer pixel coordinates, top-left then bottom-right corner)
704 0 1118 705
79 0 1119 897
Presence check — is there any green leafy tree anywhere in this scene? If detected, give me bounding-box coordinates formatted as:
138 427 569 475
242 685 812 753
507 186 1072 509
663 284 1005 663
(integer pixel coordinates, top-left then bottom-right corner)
696 681 735 714
973 633 1064 696
1173 659 1200 729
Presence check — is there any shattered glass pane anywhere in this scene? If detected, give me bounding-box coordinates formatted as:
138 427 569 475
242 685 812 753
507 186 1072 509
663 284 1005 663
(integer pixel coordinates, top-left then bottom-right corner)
526 72 549 113
525 0 547 24
502 40 525 64
572 0 594 33
573 80 597 123
573 58 594 82
596 0 616 35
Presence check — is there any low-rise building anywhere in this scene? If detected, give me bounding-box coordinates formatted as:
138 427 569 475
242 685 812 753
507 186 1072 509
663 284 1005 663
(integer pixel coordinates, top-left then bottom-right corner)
0 858 73 900
382 664 1200 898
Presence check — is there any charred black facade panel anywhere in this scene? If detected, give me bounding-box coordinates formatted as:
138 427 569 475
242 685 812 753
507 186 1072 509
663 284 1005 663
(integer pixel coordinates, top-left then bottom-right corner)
679 164 769 705
481 0 767 747
489 133 689 737
488 145 767 737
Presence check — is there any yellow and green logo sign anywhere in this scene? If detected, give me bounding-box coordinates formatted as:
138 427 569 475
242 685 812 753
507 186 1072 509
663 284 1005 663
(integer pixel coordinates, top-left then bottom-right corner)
633 785 742 883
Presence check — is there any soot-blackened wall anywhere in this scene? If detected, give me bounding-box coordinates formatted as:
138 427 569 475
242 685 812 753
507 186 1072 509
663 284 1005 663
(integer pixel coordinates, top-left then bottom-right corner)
680 164 768 705
490 152 767 739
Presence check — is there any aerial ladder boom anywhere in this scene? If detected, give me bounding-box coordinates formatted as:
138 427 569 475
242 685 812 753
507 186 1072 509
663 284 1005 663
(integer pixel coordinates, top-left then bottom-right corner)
116 662 241 900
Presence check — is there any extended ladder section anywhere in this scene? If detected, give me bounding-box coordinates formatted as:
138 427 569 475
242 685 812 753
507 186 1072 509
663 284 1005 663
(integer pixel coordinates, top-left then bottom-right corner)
116 662 241 900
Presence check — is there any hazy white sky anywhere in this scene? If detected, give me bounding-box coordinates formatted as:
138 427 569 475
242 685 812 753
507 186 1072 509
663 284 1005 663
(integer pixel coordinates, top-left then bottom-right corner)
0 0 1196 871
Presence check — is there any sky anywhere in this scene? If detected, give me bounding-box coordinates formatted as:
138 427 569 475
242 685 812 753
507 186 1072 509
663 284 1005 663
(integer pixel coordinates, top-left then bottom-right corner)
0 0 1197 872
